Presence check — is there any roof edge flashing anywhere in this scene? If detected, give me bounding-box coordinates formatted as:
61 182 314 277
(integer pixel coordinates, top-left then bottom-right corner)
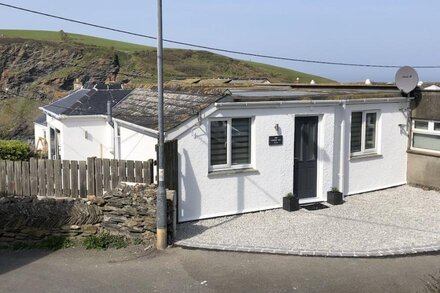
215 97 408 109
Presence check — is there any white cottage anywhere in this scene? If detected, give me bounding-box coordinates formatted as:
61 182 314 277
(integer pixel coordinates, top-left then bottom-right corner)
36 84 410 222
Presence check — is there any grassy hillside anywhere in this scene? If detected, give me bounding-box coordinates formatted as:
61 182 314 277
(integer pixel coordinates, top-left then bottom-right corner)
0 29 333 83
0 29 151 53
0 29 334 139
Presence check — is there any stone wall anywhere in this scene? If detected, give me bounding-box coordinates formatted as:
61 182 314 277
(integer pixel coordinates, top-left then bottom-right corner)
0 183 173 247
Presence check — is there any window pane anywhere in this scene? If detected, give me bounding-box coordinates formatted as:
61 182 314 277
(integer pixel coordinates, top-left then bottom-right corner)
434 122 440 131
231 118 251 165
210 121 227 165
365 113 377 149
413 133 440 151
350 112 362 153
414 120 429 130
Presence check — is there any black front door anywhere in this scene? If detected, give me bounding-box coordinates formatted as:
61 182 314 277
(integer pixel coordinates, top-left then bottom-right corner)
294 116 318 199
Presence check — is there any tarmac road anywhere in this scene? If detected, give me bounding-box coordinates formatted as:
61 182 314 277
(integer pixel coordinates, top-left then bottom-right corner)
0 246 439 293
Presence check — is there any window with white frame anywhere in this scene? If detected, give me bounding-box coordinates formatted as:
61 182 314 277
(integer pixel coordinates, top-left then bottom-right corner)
210 118 252 169
412 119 440 152
350 111 379 155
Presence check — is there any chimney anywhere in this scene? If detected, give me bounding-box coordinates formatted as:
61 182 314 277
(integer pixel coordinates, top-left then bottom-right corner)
107 100 114 127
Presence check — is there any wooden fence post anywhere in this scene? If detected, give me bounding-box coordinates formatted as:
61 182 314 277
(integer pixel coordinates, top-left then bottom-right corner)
87 157 95 196
0 160 6 194
95 158 103 197
135 161 142 183
54 160 62 196
14 161 22 195
79 161 87 198
38 159 46 196
127 160 135 182
103 159 111 193
118 160 127 182
30 158 38 196
110 159 118 188
143 159 154 184
7 161 14 195
22 161 30 196
46 159 54 197
62 160 70 196
70 160 79 198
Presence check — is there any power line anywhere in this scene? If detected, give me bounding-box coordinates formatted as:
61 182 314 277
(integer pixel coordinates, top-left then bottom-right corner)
1 2 440 69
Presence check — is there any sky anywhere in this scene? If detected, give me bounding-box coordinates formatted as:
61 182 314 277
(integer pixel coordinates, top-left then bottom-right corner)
0 0 439 82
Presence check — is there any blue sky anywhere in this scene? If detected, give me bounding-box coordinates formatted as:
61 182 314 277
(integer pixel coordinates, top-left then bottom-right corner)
1 0 439 82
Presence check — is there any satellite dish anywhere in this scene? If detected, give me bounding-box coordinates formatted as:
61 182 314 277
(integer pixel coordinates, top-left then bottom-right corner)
395 66 419 94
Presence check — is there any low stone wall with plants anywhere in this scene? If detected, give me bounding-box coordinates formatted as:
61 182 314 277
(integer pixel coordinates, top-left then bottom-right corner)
0 183 174 248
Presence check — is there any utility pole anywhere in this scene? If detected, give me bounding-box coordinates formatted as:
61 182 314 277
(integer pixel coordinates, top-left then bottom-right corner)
156 0 167 250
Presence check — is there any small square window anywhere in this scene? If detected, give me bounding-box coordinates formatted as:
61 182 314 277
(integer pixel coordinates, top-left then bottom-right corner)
414 120 429 130
411 120 440 153
350 111 378 155
210 118 252 168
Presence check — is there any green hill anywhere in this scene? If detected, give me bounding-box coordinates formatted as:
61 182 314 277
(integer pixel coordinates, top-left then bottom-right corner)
0 29 334 139
0 29 333 83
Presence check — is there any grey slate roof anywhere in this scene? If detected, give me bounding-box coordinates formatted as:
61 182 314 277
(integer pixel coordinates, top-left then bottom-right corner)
112 89 223 131
34 114 47 126
40 84 406 132
42 86 131 116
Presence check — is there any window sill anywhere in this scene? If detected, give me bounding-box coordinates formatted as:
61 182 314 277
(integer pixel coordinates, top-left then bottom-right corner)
350 153 383 161
407 149 440 158
208 168 260 177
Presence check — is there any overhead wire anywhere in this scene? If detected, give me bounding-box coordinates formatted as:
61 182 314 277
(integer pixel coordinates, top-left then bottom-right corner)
1 2 440 69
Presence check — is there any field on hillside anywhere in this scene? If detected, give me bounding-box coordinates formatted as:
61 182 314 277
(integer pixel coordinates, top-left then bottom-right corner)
0 29 333 84
0 29 334 139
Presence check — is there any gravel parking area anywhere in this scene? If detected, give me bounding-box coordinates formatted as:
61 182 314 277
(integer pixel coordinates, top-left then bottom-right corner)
176 185 440 257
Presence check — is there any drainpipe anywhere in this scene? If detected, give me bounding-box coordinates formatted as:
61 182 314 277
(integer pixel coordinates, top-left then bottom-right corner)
339 102 347 196
107 100 115 159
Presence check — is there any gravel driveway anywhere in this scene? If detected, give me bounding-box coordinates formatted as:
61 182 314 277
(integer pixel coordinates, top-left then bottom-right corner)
176 185 440 256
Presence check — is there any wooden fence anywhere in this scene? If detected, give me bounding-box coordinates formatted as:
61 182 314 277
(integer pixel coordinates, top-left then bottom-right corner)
0 157 154 198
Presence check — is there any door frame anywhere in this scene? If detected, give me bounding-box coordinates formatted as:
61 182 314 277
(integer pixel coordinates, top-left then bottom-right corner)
293 114 324 204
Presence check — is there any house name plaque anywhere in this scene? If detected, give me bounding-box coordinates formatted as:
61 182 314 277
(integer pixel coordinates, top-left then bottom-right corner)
269 135 283 146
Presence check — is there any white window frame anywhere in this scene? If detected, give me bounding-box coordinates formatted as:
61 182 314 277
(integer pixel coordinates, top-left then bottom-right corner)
209 117 253 171
350 110 380 156
411 119 440 154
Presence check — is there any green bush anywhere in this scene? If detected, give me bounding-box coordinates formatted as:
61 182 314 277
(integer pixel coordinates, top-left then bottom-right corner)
0 140 31 161
82 233 129 250
10 236 73 251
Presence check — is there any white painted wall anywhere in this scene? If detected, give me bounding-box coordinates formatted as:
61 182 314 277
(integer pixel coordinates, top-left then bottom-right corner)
45 115 157 162
118 124 157 161
177 106 337 222
60 117 113 160
177 100 409 222
45 115 112 160
344 102 408 194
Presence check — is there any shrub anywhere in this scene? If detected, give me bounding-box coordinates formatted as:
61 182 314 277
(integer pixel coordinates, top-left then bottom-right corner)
0 140 31 161
11 236 73 251
82 233 129 250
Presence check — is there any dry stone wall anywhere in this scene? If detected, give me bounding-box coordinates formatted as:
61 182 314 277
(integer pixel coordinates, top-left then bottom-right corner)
0 183 168 247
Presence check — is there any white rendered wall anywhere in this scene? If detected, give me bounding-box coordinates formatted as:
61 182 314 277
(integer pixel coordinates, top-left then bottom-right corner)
45 115 157 162
344 102 408 195
45 116 112 161
118 125 157 161
34 122 47 151
177 101 409 222
177 106 337 222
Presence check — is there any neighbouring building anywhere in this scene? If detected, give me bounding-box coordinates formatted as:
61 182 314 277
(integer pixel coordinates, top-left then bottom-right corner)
407 86 440 189
36 83 411 222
